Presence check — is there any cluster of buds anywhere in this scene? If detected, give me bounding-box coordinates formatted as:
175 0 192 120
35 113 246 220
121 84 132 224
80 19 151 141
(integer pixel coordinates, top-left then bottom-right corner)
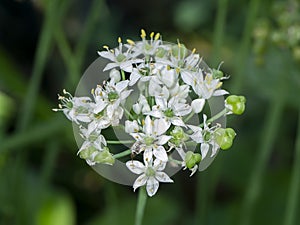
54 30 245 197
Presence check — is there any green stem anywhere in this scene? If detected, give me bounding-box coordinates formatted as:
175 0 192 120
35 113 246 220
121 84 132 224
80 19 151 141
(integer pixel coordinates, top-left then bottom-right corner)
134 187 147 225
113 149 131 159
121 70 126 81
107 140 134 144
283 105 300 225
184 112 195 123
201 108 227 127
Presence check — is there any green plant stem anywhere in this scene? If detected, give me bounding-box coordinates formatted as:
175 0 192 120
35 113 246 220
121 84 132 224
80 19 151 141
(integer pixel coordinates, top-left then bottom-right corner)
200 108 227 127
240 94 285 225
16 0 64 131
134 187 147 225
283 105 300 225
113 149 131 159
107 140 134 144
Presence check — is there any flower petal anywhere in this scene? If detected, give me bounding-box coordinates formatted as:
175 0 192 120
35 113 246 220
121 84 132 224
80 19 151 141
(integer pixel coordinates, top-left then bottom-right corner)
191 98 205 113
155 172 173 183
133 174 147 191
201 143 209 159
146 177 159 197
156 135 171 145
153 146 168 162
126 160 145 174
154 118 169 136
154 159 167 171
143 116 153 135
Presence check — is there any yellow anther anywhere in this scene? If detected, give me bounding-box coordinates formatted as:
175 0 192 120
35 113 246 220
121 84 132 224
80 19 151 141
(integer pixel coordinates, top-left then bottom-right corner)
192 48 196 54
118 37 122 43
177 39 181 47
216 82 223 89
127 39 135 45
150 32 154 39
154 33 160 40
141 29 146 38
91 89 94 95
176 68 181 74
167 65 171 70
142 119 145 126
103 45 109 50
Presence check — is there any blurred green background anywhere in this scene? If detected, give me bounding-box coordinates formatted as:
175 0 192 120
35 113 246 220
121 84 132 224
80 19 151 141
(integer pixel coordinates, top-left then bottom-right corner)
0 0 300 224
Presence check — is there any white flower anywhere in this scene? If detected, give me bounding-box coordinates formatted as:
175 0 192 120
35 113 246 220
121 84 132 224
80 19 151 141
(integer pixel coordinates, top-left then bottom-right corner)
98 39 143 73
54 89 92 124
188 114 220 159
148 96 192 128
92 79 132 117
132 94 151 114
126 155 173 197
129 116 171 161
181 70 228 100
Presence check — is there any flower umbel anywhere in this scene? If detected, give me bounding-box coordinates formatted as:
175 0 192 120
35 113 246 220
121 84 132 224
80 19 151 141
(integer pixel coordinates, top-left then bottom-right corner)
54 29 246 197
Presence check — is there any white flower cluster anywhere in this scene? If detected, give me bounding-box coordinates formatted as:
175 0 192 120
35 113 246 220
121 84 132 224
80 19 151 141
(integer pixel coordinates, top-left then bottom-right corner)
54 30 245 197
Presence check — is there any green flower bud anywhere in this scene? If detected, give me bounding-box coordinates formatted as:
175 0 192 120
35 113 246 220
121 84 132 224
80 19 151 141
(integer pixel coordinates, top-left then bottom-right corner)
215 128 236 150
170 127 189 146
185 151 201 169
94 147 115 165
79 146 98 160
225 95 246 115
155 47 167 58
212 69 224 79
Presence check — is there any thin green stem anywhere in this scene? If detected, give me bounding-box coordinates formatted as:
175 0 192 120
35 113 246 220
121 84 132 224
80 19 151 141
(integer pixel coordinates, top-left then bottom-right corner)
184 112 195 123
121 70 126 81
134 187 147 225
283 105 300 225
113 149 131 159
107 140 134 144
200 108 227 127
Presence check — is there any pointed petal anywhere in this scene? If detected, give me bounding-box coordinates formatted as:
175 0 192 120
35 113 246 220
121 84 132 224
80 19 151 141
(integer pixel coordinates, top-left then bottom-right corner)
143 116 153 135
171 117 186 127
191 98 205 113
144 147 153 165
126 160 145 174
103 62 118 71
156 135 171 145
155 172 173 183
153 146 168 162
133 174 147 191
213 89 229 96
129 71 141 86
154 159 167 171
146 177 159 197
154 118 169 136
201 143 209 159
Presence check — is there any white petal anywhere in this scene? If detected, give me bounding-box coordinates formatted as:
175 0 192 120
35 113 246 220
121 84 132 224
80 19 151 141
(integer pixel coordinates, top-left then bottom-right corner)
156 135 171 145
115 80 129 93
171 117 186 127
155 97 167 110
130 133 144 142
187 124 202 133
213 89 229 96
191 98 205 113
143 116 153 135
180 70 195 86
190 131 203 143
146 177 159 197
133 174 147 191
144 147 153 165
103 62 118 71
94 100 107 114
155 172 173 183
126 160 145 174
201 143 209 159
125 120 139 133
154 118 169 136
129 71 141 86
97 51 115 61
154 159 167 171
153 146 168 162
120 61 133 73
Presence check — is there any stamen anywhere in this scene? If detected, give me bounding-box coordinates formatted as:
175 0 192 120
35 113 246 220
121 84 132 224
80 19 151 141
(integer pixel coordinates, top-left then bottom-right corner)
127 39 135 45
140 29 146 39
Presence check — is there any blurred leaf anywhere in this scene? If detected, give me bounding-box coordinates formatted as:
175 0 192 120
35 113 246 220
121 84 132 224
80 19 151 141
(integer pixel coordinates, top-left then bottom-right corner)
36 191 76 225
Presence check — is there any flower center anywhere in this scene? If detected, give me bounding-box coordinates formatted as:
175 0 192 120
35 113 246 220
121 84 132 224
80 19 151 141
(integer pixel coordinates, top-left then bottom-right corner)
144 136 154 146
164 108 174 118
145 167 156 177
116 54 126 62
203 131 211 142
108 91 119 102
